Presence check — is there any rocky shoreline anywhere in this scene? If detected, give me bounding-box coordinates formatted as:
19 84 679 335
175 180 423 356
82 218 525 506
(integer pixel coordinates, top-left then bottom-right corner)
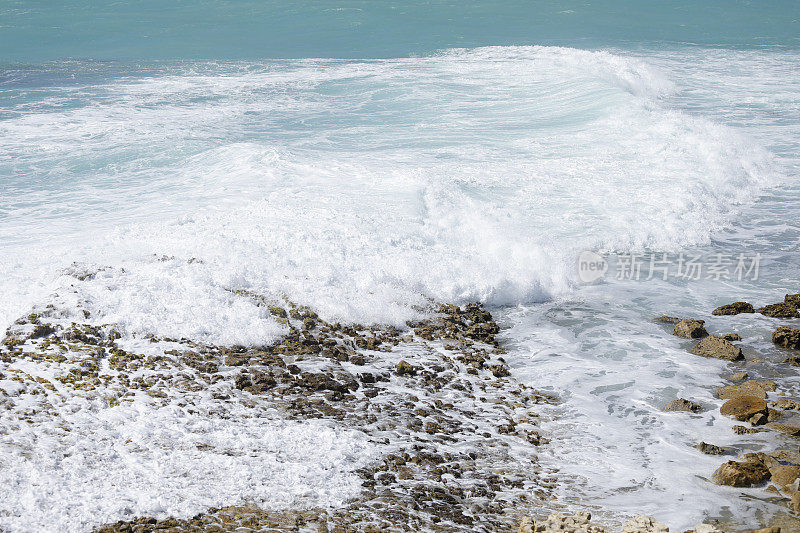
3 286 800 531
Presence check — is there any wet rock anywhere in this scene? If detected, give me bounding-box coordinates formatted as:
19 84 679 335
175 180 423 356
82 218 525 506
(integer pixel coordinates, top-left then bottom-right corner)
784 356 800 366
29 324 57 339
712 302 755 316
489 364 511 378
722 333 742 342
766 423 800 437
673 319 708 339
733 425 764 435
621 516 669 533
773 326 800 351
665 398 702 413
727 371 749 381
655 316 682 324
786 294 800 307
712 459 770 487
769 464 800 491
759 303 800 319
693 525 723 533
716 380 776 400
772 398 800 411
395 360 417 376
690 335 744 361
696 442 726 455
720 395 768 422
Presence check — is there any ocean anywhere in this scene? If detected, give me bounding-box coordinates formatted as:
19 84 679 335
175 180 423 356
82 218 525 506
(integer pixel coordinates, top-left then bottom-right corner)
1 1 800 531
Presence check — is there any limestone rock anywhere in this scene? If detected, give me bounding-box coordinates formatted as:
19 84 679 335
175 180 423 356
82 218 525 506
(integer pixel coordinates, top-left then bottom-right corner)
622 516 669 533
766 423 800 437
759 303 800 319
773 326 800 350
727 371 749 381
716 380 776 400
720 395 768 422
690 336 744 361
712 459 770 487
769 464 800 491
665 398 702 413
696 442 726 455
712 302 754 316
772 398 800 411
673 319 708 339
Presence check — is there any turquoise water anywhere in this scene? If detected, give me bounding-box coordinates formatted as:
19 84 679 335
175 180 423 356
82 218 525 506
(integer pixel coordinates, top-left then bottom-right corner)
2 0 800 62
2 2 800 531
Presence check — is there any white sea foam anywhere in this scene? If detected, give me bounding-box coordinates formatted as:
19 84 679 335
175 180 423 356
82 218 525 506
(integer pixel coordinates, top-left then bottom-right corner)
0 46 780 338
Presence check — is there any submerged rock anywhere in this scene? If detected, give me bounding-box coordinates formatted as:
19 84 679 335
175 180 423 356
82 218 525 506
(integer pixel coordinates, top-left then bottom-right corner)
665 398 702 413
690 336 744 361
773 326 800 350
722 333 742 342
712 302 755 316
759 303 800 319
712 458 770 487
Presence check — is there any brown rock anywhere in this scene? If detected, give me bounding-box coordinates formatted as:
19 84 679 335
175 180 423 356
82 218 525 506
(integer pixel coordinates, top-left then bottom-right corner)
792 490 800 513
716 380 776 400
786 293 800 307
766 423 800 437
727 371 749 381
712 302 754 316
772 398 800 411
770 464 800 491
759 302 800 319
733 425 764 434
696 442 726 455
712 460 770 487
690 336 744 361
665 398 702 413
720 395 768 422
674 319 708 339
773 326 800 350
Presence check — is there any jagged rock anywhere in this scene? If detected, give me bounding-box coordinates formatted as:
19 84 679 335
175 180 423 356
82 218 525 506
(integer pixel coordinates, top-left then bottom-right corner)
693 525 723 533
722 333 742 341
773 326 800 350
524 511 606 533
696 442 726 455
690 336 744 361
621 516 669 533
720 396 768 422
712 459 770 487
759 303 800 319
395 360 417 376
727 371 749 381
792 490 800 513
772 398 800 411
673 319 708 339
712 302 754 316
784 356 800 366
766 423 800 437
786 294 800 307
769 464 800 491
716 380 776 400
665 398 702 413
733 425 764 434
